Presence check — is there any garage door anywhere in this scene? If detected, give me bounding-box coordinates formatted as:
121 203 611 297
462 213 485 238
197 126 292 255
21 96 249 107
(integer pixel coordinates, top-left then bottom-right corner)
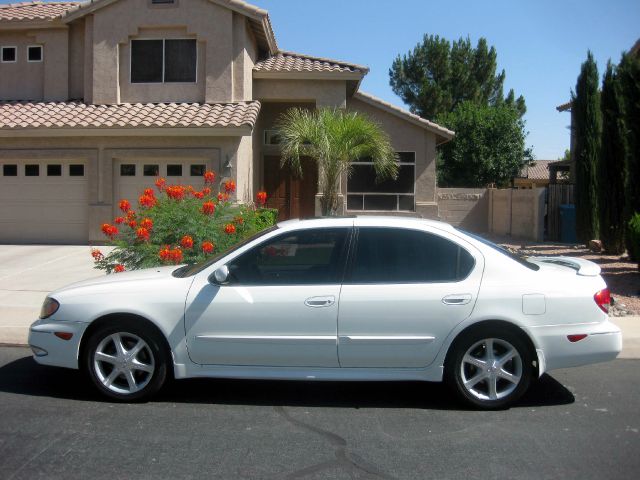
113 160 211 214
0 160 89 244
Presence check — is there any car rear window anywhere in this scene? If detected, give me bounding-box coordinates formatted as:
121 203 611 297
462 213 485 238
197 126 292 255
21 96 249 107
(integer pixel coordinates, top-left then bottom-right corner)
457 229 539 271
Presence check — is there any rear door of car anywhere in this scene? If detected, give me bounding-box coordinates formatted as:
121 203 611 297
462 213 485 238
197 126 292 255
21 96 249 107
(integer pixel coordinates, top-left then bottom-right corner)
337 223 484 368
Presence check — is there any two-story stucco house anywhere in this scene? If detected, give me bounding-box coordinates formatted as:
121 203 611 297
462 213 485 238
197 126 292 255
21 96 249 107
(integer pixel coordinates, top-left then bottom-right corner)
0 0 454 244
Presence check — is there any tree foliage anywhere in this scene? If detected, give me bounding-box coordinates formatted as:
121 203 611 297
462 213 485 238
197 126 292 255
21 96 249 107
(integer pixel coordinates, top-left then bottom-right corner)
389 34 526 119
435 102 532 187
598 62 628 254
276 108 398 216
573 51 601 243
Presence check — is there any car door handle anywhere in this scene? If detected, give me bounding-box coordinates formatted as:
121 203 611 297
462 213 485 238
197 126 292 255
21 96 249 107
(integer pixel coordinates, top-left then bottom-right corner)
305 296 335 308
442 294 472 305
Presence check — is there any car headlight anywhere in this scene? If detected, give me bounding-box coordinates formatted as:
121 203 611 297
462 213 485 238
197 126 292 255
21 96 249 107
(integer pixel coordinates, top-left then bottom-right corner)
40 297 60 319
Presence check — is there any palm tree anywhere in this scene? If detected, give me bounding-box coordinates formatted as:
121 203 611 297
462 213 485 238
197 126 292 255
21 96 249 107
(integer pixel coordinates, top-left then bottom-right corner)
276 107 398 216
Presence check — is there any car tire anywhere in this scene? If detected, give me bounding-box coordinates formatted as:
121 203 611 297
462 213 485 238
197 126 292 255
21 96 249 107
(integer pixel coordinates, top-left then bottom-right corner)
84 321 169 402
445 326 533 409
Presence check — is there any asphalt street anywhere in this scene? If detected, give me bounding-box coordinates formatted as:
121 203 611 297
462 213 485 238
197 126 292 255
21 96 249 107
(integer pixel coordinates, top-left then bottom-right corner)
0 346 638 480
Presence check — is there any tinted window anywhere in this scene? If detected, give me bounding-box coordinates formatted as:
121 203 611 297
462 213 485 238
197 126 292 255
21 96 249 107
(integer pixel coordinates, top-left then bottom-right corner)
2 47 16 62
69 164 84 176
167 164 182 176
350 228 474 283
190 164 206 176
47 164 62 176
144 164 159 176
25 164 39 176
227 228 349 285
3 165 17 176
120 164 136 176
131 40 163 83
28 46 42 62
164 39 196 82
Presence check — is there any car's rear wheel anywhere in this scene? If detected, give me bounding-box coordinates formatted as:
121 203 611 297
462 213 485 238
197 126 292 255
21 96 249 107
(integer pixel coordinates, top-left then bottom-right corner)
446 327 533 409
84 321 168 402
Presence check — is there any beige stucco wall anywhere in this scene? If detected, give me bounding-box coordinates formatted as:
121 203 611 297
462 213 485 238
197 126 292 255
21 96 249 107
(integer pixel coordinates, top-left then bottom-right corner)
68 20 85 100
232 13 256 102
254 79 347 108
437 188 489 232
488 188 545 241
0 134 247 242
346 96 439 219
0 30 45 101
89 0 235 104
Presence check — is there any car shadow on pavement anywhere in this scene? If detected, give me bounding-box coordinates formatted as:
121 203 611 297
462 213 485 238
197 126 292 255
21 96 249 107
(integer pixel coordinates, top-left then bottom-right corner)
0 347 575 410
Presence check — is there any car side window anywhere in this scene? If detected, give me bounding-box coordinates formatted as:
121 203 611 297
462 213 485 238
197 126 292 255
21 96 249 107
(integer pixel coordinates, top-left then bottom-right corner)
227 228 350 285
349 227 474 283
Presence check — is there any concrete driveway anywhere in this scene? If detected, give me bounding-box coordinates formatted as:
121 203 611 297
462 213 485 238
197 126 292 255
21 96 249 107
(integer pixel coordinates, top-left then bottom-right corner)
0 245 110 345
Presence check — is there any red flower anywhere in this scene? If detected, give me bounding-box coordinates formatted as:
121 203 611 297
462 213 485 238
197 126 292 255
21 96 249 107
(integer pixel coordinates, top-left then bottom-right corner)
91 248 104 261
224 223 236 234
217 192 230 202
224 180 236 193
140 218 153 230
202 187 212 196
128 220 137 229
155 177 166 191
136 227 150 242
166 185 186 200
126 210 136 219
202 201 216 215
114 264 125 273
114 216 125 225
118 199 131 213
256 191 267 206
143 188 155 197
101 223 119 238
159 246 172 261
139 194 157 208
233 215 244 225
204 171 216 184
170 248 183 264
193 191 204 199
180 235 194 249
201 241 214 254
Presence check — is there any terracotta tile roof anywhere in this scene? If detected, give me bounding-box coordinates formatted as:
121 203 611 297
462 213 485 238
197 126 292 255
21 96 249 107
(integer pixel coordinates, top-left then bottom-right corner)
254 51 369 75
519 160 554 180
0 1 80 22
0 101 261 130
556 101 572 112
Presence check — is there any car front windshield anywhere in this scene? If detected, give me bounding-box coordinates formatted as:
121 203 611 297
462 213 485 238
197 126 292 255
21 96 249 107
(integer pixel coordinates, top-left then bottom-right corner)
173 225 279 277
456 228 539 271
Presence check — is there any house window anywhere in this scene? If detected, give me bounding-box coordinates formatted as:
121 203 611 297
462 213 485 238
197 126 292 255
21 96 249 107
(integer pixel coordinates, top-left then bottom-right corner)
167 164 182 176
27 46 42 62
47 164 62 176
151 0 176 4
144 164 160 176
1 47 16 63
190 164 206 176
3 165 17 176
120 164 136 176
69 164 85 176
130 39 196 83
347 152 416 212
25 164 39 176
264 130 281 145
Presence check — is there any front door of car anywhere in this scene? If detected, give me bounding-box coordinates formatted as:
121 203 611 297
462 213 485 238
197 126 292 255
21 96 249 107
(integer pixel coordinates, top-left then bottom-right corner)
337 226 483 368
184 227 351 367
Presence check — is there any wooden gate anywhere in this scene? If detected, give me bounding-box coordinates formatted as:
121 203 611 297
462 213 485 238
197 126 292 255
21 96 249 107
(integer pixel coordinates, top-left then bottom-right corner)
546 184 574 240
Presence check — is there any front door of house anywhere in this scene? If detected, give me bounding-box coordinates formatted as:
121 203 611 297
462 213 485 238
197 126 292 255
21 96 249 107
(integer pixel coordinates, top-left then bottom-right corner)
264 156 318 221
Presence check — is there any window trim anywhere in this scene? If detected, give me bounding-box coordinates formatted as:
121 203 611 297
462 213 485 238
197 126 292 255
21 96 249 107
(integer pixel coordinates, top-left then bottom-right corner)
27 45 43 63
344 226 476 285
346 151 417 212
129 38 198 85
1 46 17 63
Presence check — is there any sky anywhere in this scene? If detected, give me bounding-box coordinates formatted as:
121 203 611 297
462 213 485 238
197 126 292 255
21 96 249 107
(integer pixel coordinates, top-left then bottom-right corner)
3 0 638 160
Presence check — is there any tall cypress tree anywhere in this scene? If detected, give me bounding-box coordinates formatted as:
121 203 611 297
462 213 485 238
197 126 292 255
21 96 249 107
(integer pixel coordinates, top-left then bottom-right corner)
598 62 627 254
573 52 601 243
618 52 640 258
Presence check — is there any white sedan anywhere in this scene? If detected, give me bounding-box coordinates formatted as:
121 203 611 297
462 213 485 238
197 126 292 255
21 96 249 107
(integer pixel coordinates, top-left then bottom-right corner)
29 217 622 409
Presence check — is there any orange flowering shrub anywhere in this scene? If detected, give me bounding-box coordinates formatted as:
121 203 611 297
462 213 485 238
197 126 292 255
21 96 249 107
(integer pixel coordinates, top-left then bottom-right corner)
92 170 276 273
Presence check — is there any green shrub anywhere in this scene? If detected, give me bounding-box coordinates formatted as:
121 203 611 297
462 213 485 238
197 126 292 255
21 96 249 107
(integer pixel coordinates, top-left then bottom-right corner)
92 173 277 273
628 213 640 266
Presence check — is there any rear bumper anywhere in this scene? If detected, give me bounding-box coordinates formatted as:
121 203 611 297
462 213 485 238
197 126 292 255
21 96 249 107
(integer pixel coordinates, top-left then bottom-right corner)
528 319 622 373
28 319 88 370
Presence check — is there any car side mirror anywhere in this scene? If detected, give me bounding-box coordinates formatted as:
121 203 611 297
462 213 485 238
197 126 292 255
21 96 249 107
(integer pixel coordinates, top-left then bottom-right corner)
210 265 230 285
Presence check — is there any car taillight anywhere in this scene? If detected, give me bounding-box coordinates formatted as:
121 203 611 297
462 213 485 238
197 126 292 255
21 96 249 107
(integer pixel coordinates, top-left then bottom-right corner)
594 288 611 313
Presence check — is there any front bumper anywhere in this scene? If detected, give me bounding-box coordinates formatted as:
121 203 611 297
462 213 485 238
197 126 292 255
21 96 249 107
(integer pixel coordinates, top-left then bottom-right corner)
528 319 622 373
28 319 89 370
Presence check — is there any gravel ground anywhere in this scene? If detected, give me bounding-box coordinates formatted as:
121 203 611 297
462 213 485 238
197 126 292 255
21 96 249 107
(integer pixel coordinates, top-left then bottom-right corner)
485 236 640 316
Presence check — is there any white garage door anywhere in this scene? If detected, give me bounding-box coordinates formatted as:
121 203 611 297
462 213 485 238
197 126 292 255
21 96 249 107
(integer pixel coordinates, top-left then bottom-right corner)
113 160 211 214
0 160 89 244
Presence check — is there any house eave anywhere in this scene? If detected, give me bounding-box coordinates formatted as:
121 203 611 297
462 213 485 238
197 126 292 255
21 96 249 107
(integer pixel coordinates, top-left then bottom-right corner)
0 126 254 138
253 71 364 81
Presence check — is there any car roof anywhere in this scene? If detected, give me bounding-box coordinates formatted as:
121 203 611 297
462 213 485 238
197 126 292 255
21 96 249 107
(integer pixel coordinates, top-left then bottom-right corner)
277 216 455 231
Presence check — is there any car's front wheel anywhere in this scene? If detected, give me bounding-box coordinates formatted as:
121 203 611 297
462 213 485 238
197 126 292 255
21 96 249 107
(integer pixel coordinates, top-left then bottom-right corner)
84 321 169 402
446 327 533 409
